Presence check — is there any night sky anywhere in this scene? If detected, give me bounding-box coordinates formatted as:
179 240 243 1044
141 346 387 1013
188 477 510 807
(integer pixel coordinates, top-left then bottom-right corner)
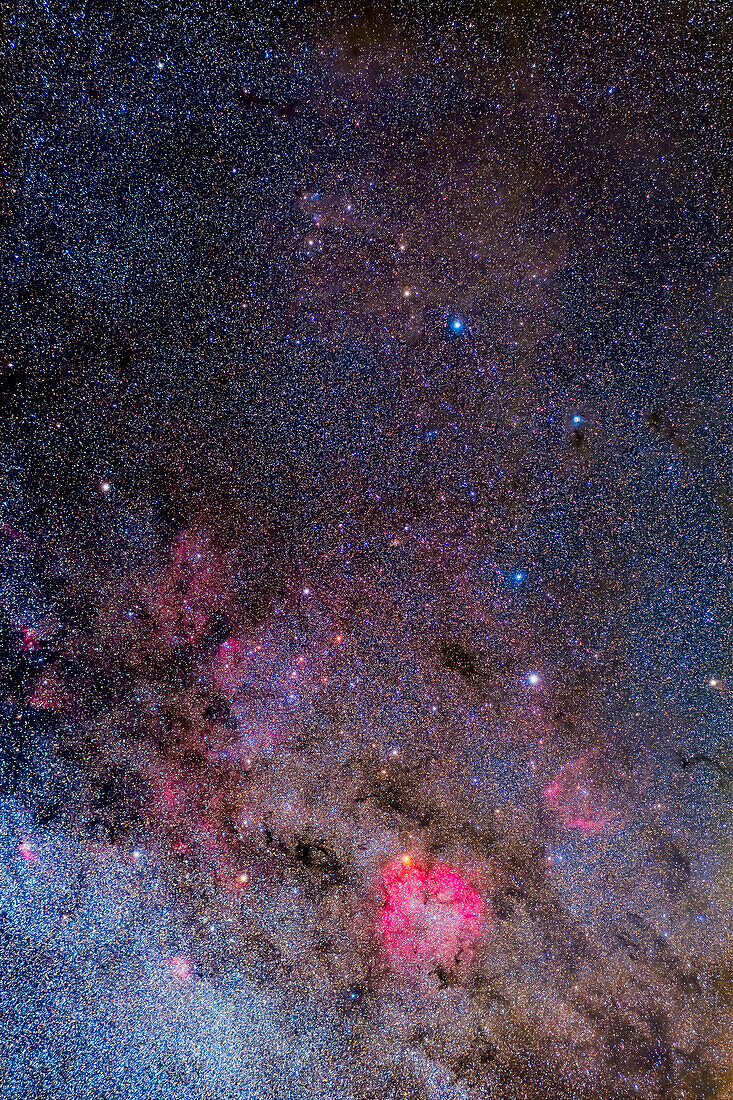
1 2 731 1098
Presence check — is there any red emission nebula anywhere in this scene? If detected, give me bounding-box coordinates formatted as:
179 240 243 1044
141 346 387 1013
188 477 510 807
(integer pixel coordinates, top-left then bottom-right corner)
378 855 486 974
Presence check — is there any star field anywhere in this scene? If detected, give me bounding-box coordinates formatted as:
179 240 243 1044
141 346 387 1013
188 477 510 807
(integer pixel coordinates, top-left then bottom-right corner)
0 1 731 1098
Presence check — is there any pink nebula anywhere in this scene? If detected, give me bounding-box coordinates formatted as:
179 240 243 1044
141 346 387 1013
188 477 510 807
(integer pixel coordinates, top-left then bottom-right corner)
164 956 193 981
543 747 629 834
18 839 37 863
378 856 485 974
206 620 328 755
147 533 238 650
18 626 39 652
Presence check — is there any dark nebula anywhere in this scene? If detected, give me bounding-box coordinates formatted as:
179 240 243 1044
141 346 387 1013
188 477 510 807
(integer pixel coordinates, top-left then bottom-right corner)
0 2 731 1098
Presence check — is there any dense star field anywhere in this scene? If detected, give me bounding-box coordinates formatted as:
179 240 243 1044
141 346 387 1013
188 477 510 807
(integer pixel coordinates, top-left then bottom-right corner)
1 1 731 1097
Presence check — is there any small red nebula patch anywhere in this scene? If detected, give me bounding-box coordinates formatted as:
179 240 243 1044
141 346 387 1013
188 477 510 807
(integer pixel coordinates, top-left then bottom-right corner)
378 856 485 974
19 626 39 652
18 839 37 863
165 955 193 981
543 747 629 835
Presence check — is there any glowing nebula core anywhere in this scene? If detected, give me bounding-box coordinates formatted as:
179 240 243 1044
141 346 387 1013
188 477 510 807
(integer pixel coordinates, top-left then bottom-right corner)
378 857 485 974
